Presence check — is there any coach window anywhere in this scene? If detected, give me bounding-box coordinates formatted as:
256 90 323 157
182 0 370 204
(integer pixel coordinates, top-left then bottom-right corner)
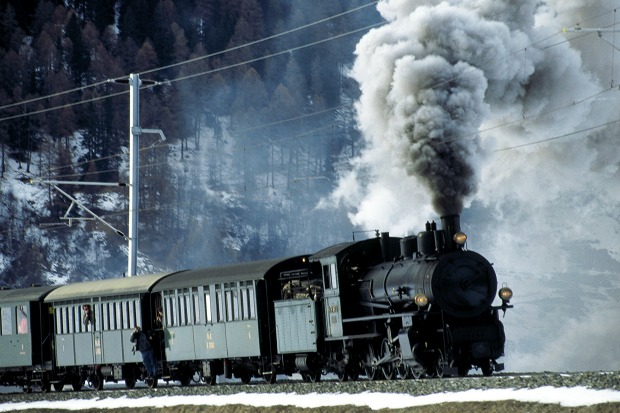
109 302 117 330
128 300 137 329
223 283 238 321
1 307 12 335
82 304 93 332
121 301 129 330
66 306 74 334
176 289 188 326
216 287 225 322
232 284 240 321
134 300 142 327
193 288 200 325
204 288 212 323
102 303 110 331
164 291 177 327
115 302 123 331
239 281 256 320
58 306 69 334
17 306 28 334
55 307 62 334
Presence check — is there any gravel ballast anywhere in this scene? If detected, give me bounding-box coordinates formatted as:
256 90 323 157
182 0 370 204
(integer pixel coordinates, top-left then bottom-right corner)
0 372 618 413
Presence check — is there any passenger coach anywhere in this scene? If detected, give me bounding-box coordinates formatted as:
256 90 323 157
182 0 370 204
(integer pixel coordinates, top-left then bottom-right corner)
0 285 58 392
152 256 310 384
44 272 176 390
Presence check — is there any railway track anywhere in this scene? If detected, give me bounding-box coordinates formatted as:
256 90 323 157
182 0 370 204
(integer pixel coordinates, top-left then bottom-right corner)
1 371 618 403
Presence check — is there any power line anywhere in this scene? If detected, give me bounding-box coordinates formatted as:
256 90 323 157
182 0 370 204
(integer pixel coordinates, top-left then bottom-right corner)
140 3 378 77
494 117 620 152
162 23 385 86
0 3 380 121
6 5 618 180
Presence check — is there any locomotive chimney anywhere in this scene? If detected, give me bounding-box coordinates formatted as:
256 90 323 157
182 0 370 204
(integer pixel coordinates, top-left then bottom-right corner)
380 232 391 262
441 215 461 252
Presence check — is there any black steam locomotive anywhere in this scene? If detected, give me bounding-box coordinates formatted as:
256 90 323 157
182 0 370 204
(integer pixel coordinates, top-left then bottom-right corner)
0 215 511 392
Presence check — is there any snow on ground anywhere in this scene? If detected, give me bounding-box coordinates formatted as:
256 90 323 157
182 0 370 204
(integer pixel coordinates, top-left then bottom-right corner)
1 387 619 411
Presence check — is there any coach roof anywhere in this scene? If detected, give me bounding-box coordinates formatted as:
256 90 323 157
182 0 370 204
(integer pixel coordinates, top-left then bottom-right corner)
0 285 59 303
152 256 309 292
44 272 179 302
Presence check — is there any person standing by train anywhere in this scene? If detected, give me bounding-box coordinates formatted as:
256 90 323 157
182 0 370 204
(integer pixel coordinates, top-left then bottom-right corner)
130 326 157 380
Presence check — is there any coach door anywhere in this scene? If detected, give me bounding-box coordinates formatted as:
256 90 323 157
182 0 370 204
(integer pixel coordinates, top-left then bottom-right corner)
54 303 95 367
99 297 143 365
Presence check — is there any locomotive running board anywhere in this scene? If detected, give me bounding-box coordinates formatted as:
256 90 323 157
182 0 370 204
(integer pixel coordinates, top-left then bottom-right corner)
324 333 381 342
342 312 419 323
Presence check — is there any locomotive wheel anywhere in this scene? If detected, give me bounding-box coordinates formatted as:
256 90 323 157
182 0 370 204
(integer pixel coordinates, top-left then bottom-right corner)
396 363 410 380
380 339 395 380
364 344 379 380
364 365 378 380
432 351 444 378
410 367 424 379
396 352 410 380
53 382 64 392
382 364 395 380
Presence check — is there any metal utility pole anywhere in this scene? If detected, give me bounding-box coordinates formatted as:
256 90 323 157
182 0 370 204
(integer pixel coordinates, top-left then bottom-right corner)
124 74 165 276
127 73 140 277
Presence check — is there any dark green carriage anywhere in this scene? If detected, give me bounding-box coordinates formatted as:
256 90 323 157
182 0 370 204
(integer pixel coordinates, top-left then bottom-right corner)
152 256 310 385
0 285 59 392
43 272 176 390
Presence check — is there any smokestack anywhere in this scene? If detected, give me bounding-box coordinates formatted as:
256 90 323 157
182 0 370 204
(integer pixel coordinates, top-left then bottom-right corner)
441 215 461 252
380 232 391 262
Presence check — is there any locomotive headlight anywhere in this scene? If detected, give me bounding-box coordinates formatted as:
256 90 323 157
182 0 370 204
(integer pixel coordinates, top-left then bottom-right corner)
414 293 428 308
453 232 467 245
499 286 513 303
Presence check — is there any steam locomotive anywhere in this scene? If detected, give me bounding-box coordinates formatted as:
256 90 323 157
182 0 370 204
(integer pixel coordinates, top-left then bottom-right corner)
0 215 512 392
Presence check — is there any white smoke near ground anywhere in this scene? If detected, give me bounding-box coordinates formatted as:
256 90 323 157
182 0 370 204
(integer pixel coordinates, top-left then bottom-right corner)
323 0 620 371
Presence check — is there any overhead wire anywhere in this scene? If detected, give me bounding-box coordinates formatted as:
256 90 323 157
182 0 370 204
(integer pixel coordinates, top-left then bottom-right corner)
8 4 619 182
0 2 379 122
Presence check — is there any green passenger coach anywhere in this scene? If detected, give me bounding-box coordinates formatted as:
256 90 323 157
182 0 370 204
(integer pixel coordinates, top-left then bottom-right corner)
43 272 176 390
0 285 59 392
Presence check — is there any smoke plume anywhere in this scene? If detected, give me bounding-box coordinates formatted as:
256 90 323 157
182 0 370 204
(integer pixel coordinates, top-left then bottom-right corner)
324 0 598 231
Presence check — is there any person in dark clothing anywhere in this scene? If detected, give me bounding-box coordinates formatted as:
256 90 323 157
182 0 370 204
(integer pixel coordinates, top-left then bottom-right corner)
130 326 157 379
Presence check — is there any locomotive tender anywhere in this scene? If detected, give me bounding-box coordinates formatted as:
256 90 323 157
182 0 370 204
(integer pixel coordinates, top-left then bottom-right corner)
0 214 512 392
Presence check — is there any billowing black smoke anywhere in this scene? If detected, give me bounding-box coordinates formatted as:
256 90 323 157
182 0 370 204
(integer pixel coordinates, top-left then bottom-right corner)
351 2 536 217
322 0 549 229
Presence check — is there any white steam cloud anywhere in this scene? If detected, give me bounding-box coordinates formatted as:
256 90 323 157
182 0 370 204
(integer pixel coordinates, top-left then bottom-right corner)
324 0 620 371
